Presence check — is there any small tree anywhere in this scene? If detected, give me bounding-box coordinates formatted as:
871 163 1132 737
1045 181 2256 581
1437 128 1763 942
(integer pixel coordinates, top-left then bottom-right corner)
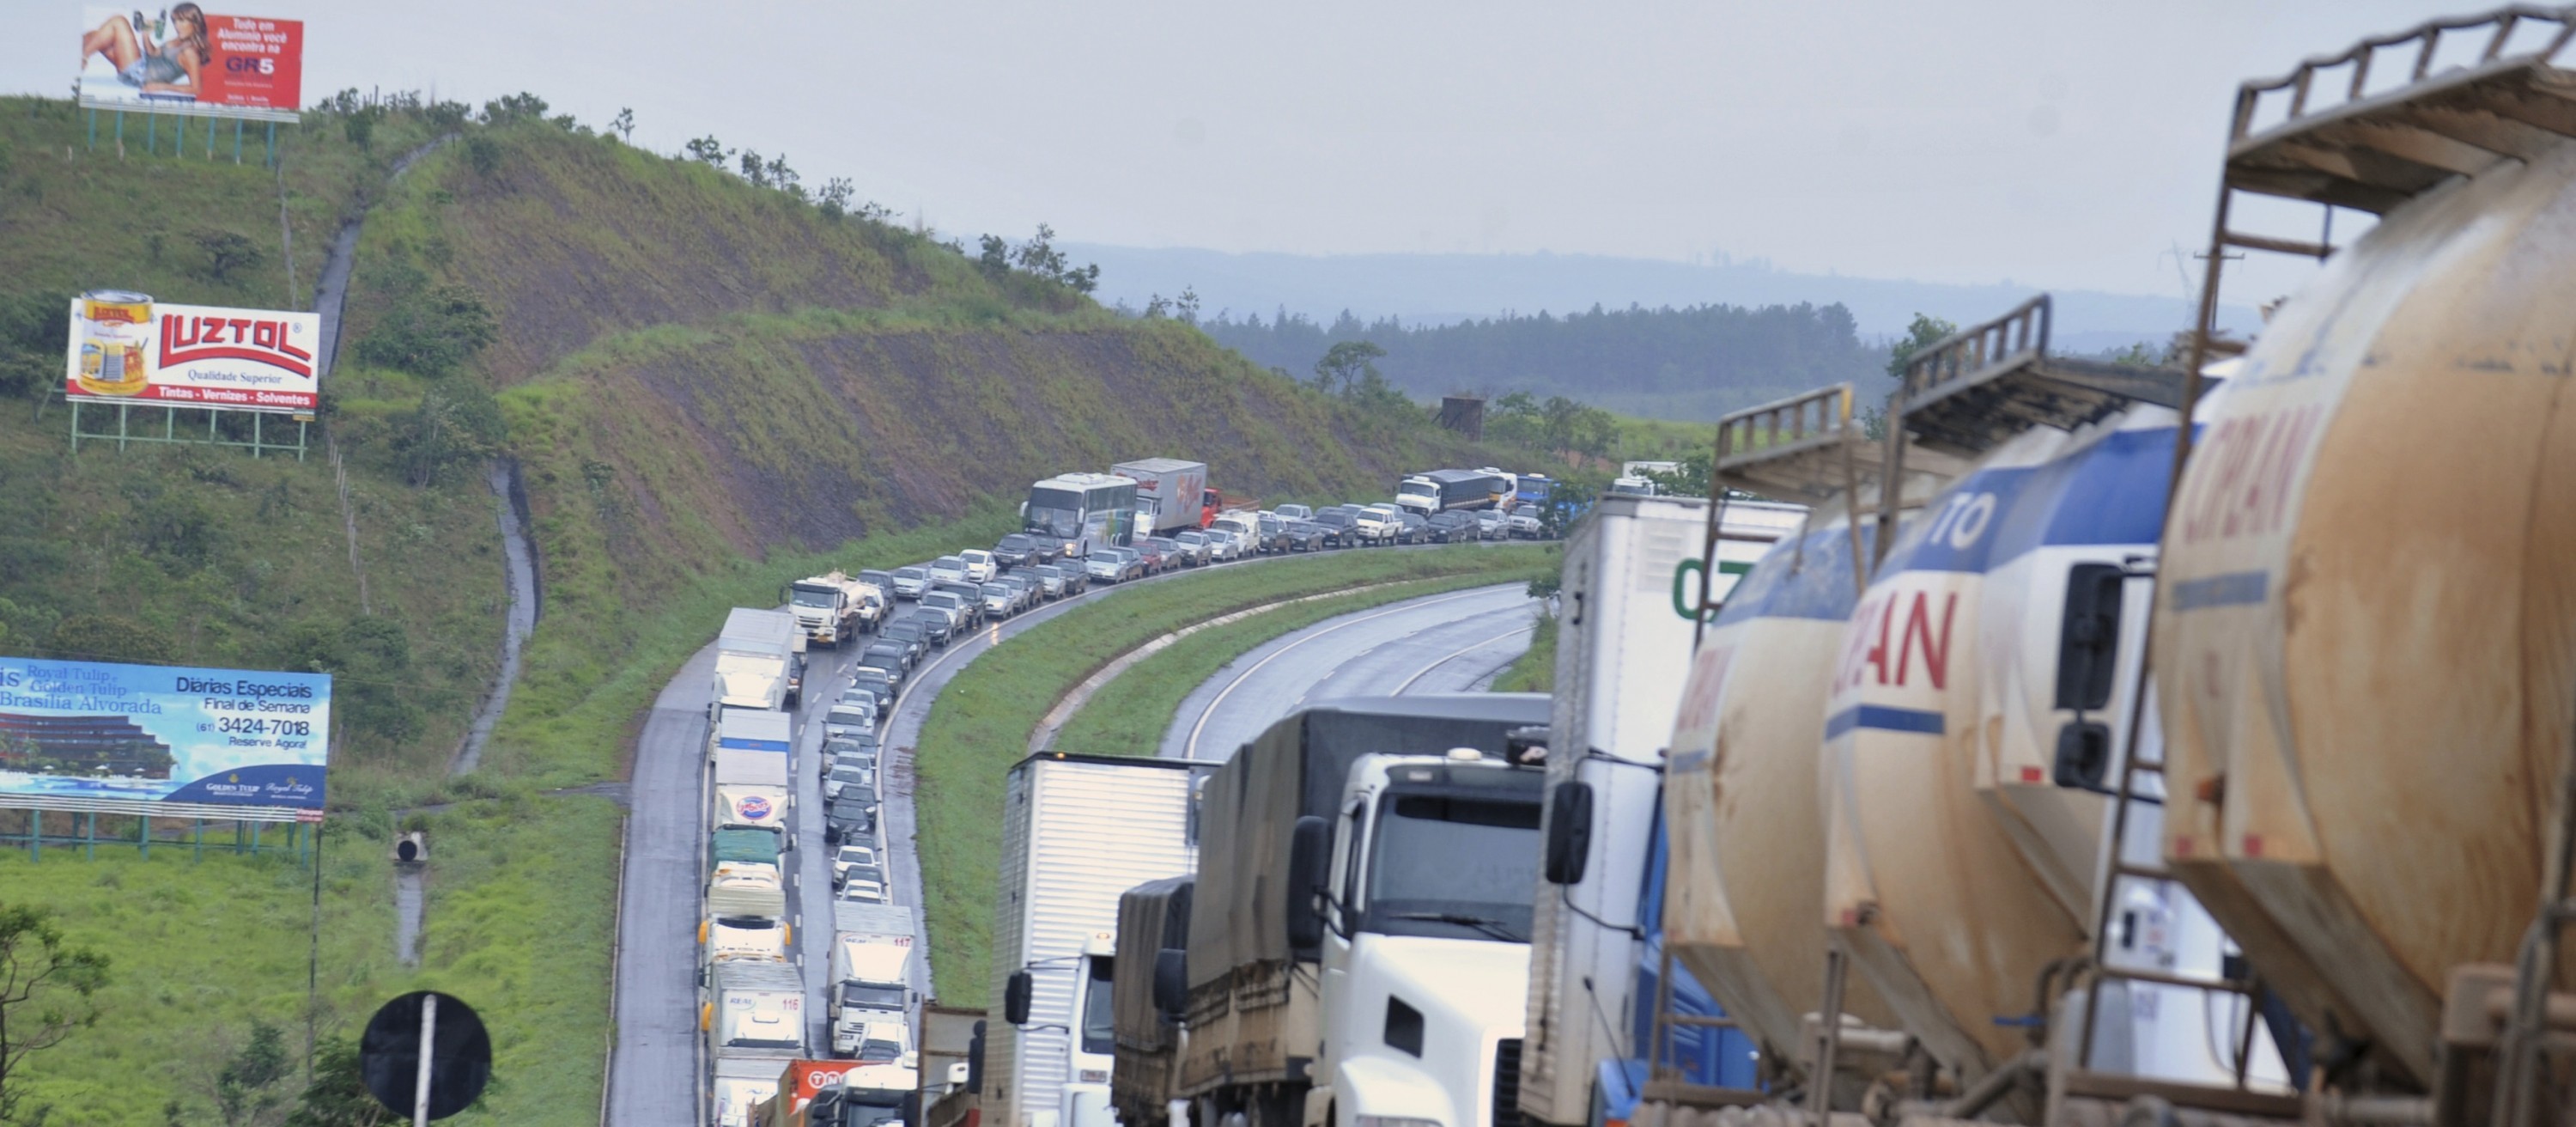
683 136 729 167
191 228 266 284
610 107 635 143
1884 313 1959 381
340 107 376 152
1311 340 1387 397
976 235 1011 279
214 1020 290 1126
0 905 112 1126
817 177 855 219
282 1037 392 1127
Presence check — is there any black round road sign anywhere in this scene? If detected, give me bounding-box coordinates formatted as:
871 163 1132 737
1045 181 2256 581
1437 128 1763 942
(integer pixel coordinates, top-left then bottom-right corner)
361 991 492 1120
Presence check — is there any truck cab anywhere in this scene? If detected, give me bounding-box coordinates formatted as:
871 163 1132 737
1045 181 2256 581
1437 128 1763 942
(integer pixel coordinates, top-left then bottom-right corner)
1395 477 1442 516
1303 749 1545 1127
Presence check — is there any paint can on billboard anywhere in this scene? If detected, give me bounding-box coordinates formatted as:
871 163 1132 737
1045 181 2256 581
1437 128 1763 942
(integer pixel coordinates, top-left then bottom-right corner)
76 290 153 397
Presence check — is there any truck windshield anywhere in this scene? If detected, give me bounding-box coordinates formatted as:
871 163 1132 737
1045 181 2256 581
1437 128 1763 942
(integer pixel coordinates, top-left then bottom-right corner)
1080 955 1115 1055
1362 793 1541 941
841 983 907 1009
1399 482 1437 499
791 587 837 607
821 1087 907 1127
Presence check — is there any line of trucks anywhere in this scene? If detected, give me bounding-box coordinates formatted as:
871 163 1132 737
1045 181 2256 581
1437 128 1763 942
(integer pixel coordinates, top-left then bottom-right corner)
1021 459 1558 564
915 14 2576 1127
699 606 926 1127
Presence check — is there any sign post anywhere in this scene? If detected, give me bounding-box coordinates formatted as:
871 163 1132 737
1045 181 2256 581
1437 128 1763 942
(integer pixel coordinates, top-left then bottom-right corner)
360 991 491 1123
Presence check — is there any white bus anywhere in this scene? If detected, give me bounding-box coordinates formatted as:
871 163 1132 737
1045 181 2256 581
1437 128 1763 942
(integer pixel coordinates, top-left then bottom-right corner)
1021 472 1140 559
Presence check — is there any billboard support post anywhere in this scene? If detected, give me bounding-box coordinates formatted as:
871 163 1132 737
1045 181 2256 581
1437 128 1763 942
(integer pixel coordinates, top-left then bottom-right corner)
113 108 122 155
147 108 155 155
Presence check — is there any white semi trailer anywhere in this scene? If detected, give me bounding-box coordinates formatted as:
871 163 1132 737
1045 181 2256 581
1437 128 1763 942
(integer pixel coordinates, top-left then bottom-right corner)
989 752 1206 1127
715 607 807 714
1516 492 1800 1127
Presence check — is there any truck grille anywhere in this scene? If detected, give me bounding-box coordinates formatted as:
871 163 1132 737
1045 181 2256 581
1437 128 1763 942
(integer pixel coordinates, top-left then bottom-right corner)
1492 1039 1524 1127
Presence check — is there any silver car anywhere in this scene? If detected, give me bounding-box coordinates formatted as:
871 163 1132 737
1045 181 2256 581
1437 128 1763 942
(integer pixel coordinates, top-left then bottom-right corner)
928 556 970 587
890 566 929 600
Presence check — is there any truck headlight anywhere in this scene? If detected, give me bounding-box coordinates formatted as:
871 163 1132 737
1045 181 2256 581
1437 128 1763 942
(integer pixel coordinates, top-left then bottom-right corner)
1356 1118 1442 1127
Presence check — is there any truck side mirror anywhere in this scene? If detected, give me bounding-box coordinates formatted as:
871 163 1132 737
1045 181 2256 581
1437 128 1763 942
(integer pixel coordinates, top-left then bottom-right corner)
1285 814 1333 952
1004 970 1033 1026
2054 563 2125 712
1543 783 1595 885
1152 948 1188 1020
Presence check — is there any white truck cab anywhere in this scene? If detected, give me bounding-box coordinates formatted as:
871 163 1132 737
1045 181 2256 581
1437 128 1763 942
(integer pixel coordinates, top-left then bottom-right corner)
1303 749 1544 1127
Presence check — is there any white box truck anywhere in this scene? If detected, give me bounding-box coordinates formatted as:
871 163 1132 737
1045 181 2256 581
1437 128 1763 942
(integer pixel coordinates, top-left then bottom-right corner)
1111 459 1210 535
708 960 808 1124
1515 492 1801 1126
710 706 794 777
829 902 920 1058
715 607 807 715
714 1055 788 1127
989 752 1206 1127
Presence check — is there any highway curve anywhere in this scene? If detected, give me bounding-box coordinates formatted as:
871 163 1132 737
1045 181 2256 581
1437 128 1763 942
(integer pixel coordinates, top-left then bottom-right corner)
1159 582 1540 762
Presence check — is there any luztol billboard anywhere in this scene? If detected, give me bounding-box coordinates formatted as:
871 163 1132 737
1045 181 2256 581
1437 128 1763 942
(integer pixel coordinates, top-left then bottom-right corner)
64 292 322 413
78 7 305 115
0 657 330 813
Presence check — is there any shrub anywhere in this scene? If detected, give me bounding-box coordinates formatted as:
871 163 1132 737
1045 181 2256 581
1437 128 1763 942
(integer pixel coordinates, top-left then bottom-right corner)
353 283 499 378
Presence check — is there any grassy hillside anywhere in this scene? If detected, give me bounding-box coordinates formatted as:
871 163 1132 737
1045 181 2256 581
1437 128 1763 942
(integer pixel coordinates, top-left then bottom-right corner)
0 90 1575 1124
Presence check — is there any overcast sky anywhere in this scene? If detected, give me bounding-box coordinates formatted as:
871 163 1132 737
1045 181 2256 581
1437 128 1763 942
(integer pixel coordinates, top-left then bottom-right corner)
26 2 2458 300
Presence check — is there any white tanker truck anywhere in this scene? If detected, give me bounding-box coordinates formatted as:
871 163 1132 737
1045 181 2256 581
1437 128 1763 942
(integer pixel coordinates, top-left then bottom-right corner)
1614 9 2576 1127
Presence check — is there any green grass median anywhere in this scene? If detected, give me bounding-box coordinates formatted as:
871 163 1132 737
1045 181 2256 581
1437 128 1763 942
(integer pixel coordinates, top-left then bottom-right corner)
913 543 1556 1003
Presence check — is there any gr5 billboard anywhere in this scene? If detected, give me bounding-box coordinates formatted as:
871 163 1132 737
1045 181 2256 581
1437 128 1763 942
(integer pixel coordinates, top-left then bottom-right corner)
64 292 321 413
0 657 330 813
78 7 304 116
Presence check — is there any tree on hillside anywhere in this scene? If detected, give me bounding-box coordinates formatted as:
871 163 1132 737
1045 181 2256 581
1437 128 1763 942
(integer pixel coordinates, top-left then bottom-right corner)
354 283 499 378
683 136 731 167
0 904 112 1126
282 1037 392 1127
1883 313 1959 381
1487 391 1617 459
211 1019 291 1126
191 228 265 284
480 92 547 125
1311 340 1386 396
610 107 635 143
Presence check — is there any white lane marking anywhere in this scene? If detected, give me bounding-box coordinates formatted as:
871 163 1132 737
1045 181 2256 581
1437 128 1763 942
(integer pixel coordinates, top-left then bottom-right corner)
1393 620 1538 695
1182 586 1516 760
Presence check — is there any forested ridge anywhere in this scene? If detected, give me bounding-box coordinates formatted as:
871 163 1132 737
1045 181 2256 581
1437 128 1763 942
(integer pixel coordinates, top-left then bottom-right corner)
1197 301 1890 421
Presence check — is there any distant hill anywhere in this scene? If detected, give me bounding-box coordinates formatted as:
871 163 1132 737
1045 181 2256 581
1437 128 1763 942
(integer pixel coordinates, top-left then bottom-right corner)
1200 303 1886 422
1067 244 2263 358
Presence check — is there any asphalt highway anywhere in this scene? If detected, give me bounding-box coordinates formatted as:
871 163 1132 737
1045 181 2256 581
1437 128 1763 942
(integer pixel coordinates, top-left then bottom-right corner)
1160 582 1540 761
609 545 1528 1124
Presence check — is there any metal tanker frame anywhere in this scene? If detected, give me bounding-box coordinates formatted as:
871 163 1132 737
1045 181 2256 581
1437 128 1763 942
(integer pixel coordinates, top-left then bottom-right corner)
2155 70 2576 1100
2141 8 2576 1104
